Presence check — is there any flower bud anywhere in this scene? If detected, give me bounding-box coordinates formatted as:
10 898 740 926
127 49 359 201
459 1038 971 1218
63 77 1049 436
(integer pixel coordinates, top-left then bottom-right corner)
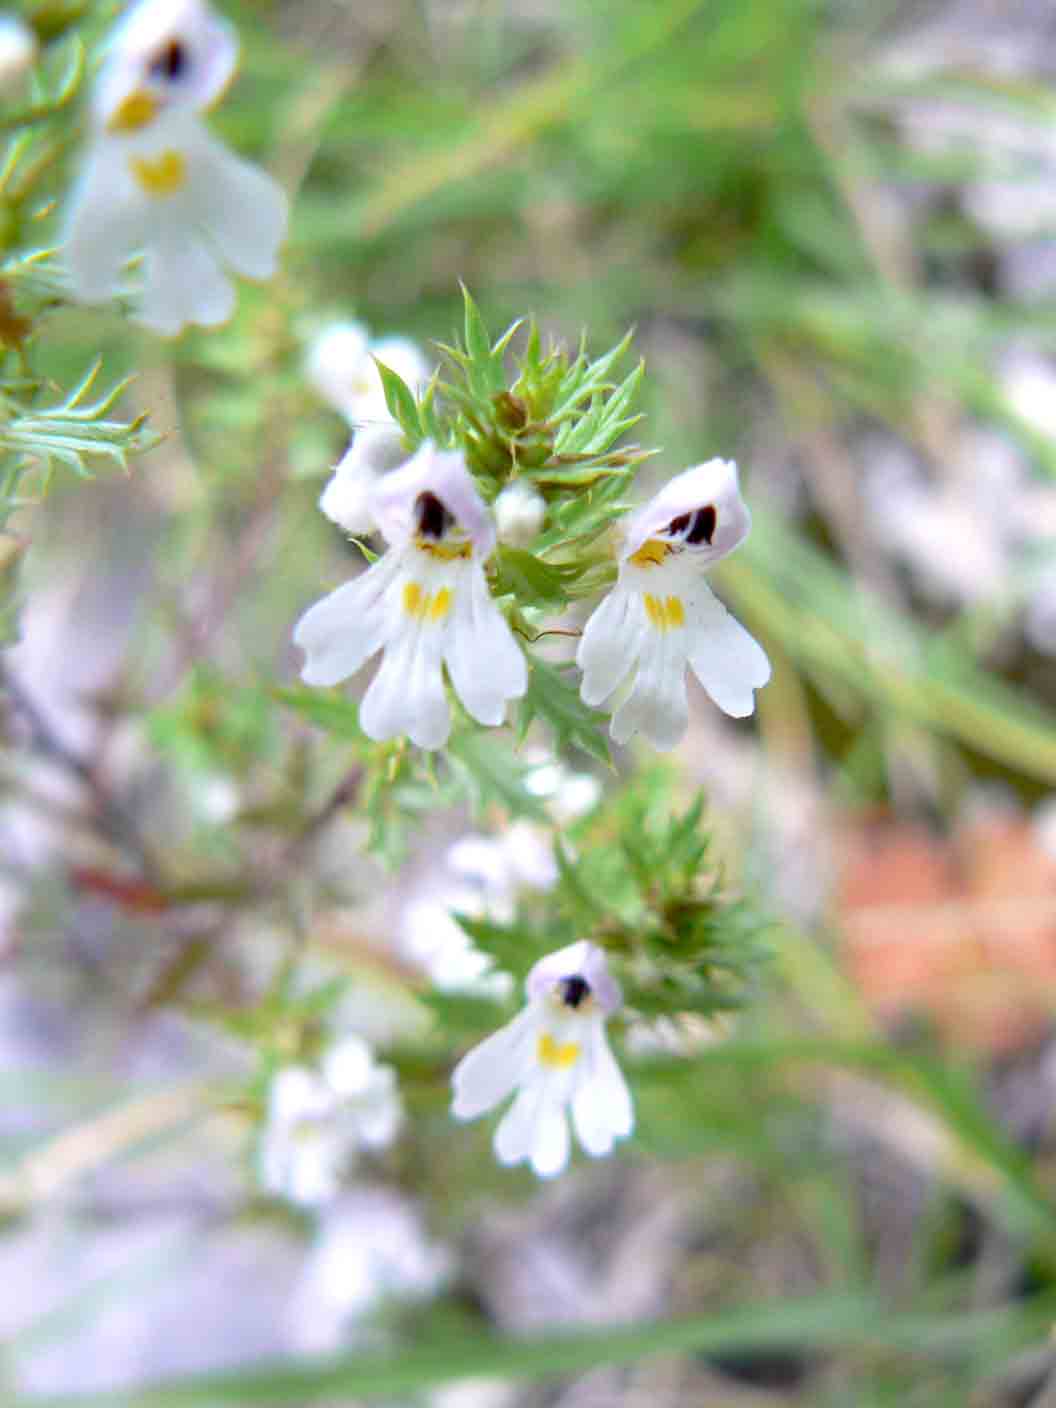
494 480 545 547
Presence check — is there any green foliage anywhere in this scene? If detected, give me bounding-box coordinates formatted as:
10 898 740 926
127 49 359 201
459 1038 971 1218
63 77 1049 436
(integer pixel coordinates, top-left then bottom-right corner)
378 286 647 598
516 654 612 764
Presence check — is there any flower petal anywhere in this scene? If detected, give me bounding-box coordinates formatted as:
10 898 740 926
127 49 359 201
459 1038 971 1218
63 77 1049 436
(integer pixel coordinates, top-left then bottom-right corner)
319 426 408 535
451 1006 537 1120
493 1079 570 1178
138 227 234 335
359 614 450 748
577 584 642 707
686 584 770 718
351 1068 403 1148
621 458 750 565
572 1022 633 1156
322 1035 373 1096
610 622 690 750
269 1066 331 1126
64 149 148 302
445 564 526 726
187 131 288 280
293 556 398 688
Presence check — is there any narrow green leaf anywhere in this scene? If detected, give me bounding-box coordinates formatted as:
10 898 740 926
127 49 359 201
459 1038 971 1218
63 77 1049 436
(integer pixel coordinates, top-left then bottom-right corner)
374 359 422 439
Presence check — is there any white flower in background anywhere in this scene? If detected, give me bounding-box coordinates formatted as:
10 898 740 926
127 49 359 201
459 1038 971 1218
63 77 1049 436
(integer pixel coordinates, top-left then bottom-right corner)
317 424 409 539
400 822 557 1000
451 940 633 1179
286 1188 451 1355
448 820 558 898
1025 561 1056 655
494 480 546 547
863 427 1056 612
577 459 770 749
0 14 37 91
307 320 430 427
523 754 602 825
259 1035 402 1207
294 442 527 749
310 323 431 537
64 0 288 336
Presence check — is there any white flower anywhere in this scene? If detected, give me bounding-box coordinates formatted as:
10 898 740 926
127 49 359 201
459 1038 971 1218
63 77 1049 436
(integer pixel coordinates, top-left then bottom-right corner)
401 886 512 999
448 820 558 898
399 824 556 1001
311 323 431 537
259 1035 402 1207
294 442 527 749
0 15 37 91
1025 561 1056 655
318 423 408 538
64 0 287 336
494 480 545 547
451 940 633 1179
286 1188 451 1354
577 459 770 749
307 320 430 428
523 753 602 824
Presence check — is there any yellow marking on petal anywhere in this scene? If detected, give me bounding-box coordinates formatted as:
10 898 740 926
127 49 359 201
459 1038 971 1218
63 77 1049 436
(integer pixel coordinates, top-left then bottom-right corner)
108 91 159 134
403 580 452 623
429 586 452 621
537 1033 580 1069
130 149 186 197
628 538 671 568
644 592 685 632
417 538 472 561
403 581 424 617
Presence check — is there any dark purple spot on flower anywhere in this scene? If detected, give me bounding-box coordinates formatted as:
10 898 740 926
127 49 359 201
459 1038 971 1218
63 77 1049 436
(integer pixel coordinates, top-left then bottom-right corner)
668 505 717 545
415 492 453 539
687 505 717 545
151 40 187 81
559 975 591 1009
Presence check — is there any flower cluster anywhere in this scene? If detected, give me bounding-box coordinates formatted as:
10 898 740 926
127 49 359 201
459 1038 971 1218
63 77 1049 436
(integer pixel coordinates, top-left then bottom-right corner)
260 1035 402 1207
295 437 769 751
64 0 288 334
44 5 767 1192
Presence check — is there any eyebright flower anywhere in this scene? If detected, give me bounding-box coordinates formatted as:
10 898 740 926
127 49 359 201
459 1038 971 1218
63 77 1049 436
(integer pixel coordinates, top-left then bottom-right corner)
64 0 288 336
451 941 633 1179
307 320 430 429
294 442 527 749
577 459 770 749
259 1035 402 1207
